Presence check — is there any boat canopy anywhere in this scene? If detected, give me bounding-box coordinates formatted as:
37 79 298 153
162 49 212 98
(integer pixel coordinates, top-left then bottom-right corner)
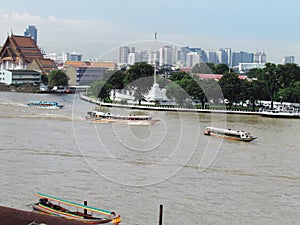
35 193 113 216
205 127 246 135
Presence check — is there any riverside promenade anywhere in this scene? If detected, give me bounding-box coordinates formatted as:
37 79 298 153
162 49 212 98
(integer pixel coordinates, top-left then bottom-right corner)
80 94 261 116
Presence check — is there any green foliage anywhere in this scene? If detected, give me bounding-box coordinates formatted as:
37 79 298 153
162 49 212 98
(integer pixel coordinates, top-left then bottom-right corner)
278 81 300 102
88 61 300 107
192 63 228 74
124 62 154 102
247 68 263 79
48 70 68 87
218 72 243 107
166 82 188 106
89 80 112 101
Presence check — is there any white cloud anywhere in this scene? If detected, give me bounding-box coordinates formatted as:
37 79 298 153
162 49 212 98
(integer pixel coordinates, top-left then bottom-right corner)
0 12 135 59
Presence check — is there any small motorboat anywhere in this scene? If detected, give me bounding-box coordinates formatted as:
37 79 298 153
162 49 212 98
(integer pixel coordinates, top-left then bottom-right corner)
27 101 64 109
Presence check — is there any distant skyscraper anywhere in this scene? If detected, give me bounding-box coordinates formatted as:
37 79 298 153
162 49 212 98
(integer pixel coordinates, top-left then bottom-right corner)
118 46 131 64
232 51 254 67
63 52 82 61
282 56 295 64
186 52 200 69
159 46 173 66
24 25 37 43
254 51 267 64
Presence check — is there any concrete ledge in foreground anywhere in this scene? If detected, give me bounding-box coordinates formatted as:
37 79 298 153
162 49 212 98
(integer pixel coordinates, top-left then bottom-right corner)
0 206 87 225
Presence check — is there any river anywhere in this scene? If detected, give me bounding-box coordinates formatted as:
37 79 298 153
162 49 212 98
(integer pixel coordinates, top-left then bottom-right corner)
0 92 299 225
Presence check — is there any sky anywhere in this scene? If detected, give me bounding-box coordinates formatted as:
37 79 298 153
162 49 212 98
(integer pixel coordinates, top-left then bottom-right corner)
0 0 299 64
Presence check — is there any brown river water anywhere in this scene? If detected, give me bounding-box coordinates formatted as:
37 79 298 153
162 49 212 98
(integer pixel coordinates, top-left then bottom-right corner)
0 92 299 224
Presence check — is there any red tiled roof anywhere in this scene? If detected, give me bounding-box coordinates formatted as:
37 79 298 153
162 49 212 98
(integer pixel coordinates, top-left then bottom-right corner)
179 68 191 73
197 73 223 80
238 75 248 80
0 35 43 63
64 61 117 68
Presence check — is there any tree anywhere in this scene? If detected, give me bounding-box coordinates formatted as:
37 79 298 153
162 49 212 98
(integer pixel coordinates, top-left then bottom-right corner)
278 81 300 102
123 62 154 104
261 63 280 109
247 68 263 79
248 80 268 109
48 70 68 87
169 71 190 81
218 72 243 108
192 62 214 74
213 64 229 74
277 63 300 88
89 80 112 101
106 70 125 89
166 82 188 106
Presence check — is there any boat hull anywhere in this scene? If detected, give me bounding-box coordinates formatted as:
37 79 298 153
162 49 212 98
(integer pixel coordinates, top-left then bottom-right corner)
86 110 158 125
32 203 116 224
205 132 256 142
204 127 256 142
27 101 64 109
87 118 159 125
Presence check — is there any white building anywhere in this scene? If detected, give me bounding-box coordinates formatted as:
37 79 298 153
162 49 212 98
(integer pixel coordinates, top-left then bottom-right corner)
282 56 295 64
186 52 200 68
44 53 64 64
159 46 174 66
63 52 82 62
0 69 41 85
236 63 265 73
145 83 168 102
118 46 131 64
254 51 267 64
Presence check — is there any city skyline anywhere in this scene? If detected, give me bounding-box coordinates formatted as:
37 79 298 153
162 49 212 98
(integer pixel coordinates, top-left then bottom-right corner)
0 0 299 64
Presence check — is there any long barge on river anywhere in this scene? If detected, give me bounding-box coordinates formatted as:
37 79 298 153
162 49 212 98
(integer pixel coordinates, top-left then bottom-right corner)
86 110 159 125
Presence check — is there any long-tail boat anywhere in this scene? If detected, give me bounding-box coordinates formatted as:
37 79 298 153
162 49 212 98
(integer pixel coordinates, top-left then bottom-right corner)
32 193 121 224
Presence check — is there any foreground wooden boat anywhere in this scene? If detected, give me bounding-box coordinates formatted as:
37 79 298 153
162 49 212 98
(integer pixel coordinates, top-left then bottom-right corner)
86 110 159 125
27 101 64 109
32 193 121 224
204 127 257 142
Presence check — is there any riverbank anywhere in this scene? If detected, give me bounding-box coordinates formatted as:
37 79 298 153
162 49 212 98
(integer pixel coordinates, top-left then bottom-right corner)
0 83 40 93
80 94 261 115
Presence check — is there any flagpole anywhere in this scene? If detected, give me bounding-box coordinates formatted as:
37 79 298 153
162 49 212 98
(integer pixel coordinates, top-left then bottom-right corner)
154 32 157 84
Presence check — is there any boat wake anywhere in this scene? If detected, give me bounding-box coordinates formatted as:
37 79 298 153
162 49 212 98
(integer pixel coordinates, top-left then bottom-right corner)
20 113 83 121
0 101 27 107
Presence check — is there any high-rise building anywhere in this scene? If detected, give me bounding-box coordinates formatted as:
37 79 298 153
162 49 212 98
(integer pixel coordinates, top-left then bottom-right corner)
186 52 200 69
232 51 254 67
118 46 131 64
63 52 82 62
24 25 37 43
254 51 267 64
282 56 295 64
223 48 232 66
159 46 173 66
